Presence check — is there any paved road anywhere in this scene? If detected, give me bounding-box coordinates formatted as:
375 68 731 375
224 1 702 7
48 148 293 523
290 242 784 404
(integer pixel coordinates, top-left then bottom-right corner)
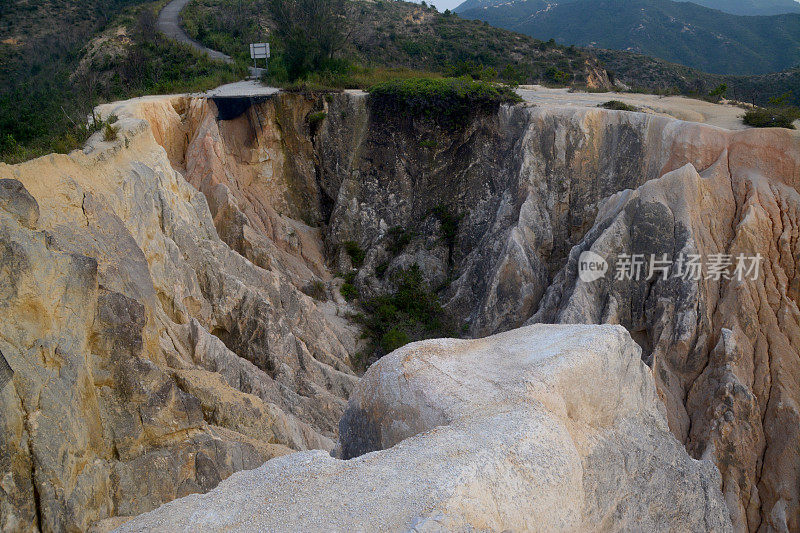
157 0 233 64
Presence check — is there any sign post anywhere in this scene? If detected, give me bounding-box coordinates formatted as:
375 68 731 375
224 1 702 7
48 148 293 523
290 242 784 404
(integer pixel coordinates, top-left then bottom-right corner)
249 42 270 76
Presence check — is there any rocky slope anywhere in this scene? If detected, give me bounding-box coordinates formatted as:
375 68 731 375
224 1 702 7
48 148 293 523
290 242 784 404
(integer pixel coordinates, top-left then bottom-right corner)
112 324 732 532
0 87 797 531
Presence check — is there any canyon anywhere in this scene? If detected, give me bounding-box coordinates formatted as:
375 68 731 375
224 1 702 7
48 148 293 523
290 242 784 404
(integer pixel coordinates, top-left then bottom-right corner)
0 87 797 532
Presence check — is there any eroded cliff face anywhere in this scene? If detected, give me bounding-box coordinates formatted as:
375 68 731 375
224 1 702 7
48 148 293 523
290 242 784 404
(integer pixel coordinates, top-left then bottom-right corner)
311 101 799 532
0 89 797 531
0 97 359 531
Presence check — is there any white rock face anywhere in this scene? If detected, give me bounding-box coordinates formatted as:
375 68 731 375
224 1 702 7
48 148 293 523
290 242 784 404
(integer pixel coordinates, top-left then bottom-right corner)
116 324 731 532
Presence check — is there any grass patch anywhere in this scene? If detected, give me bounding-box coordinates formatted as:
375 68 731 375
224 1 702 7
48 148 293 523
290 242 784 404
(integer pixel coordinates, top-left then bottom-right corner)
368 77 521 126
307 110 327 134
270 65 443 93
301 279 327 301
418 139 437 149
599 100 640 112
340 270 359 301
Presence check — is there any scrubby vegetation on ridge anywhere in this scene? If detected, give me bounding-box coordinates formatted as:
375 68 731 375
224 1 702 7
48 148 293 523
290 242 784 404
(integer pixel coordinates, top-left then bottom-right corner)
183 0 610 89
183 0 800 106
367 77 522 125
599 100 640 112
596 49 800 107
1 0 243 164
742 94 800 129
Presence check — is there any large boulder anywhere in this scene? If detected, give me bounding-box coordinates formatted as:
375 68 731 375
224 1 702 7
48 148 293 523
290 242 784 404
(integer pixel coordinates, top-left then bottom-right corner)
116 324 731 532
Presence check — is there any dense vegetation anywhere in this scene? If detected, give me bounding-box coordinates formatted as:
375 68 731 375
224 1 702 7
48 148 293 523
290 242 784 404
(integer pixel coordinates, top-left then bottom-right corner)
368 77 521 126
336 206 472 366
456 0 800 76
743 94 800 129
1 0 242 163
354 264 454 359
183 0 610 88
599 100 640 112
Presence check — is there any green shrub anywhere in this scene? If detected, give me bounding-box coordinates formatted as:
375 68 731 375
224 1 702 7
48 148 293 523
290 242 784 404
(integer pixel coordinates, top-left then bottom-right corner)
743 106 800 129
307 111 327 131
268 0 348 81
387 226 413 255
707 83 727 102
340 281 359 301
302 280 327 300
599 100 639 112
545 66 570 85
432 205 461 246
343 240 365 267
418 139 437 148
380 327 411 353
375 262 389 278
103 123 119 142
352 264 452 361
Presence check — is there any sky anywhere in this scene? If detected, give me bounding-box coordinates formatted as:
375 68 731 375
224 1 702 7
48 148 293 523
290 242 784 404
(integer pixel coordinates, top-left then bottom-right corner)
413 0 467 12
414 0 800 13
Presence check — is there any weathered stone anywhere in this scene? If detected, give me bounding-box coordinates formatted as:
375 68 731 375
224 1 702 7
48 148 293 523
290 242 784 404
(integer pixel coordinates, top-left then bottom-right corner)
0 86 797 531
532 158 800 532
116 325 732 532
0 95 359 529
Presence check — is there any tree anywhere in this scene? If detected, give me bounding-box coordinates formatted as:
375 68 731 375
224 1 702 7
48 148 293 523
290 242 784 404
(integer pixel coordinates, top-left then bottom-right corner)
708 83 727 102
269 0 348 80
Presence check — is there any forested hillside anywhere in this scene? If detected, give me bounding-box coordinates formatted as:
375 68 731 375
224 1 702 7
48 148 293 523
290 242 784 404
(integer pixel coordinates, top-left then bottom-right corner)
456 0 800 75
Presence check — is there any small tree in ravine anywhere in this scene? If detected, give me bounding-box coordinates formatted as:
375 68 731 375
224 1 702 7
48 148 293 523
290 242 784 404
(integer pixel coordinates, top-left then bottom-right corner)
268 0 348 80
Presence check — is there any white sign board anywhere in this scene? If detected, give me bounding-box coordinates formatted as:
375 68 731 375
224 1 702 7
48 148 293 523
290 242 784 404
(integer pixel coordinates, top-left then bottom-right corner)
250 43 270 59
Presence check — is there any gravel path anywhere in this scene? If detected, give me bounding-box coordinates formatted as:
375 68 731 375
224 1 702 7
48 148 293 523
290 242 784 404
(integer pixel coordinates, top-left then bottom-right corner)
157 0 233 64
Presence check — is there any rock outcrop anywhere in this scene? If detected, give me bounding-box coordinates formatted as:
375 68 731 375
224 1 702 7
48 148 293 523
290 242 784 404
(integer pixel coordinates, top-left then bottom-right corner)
0 102 358 531
311 101 800 531
531 157 800 532
0 86 797 531
115 324 733 532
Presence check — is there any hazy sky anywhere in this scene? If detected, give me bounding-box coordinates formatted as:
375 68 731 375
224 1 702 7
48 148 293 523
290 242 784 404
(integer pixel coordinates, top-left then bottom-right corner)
412 0 800 13
414 0 467 12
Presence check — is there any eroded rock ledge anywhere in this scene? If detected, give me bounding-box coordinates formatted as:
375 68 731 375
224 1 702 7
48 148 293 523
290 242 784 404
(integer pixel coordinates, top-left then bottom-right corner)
115 324 732 532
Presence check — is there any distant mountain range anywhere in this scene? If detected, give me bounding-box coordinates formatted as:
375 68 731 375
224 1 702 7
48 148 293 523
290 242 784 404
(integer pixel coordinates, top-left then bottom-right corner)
680 0 800 15
455 0 800 75
456 0 800 16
